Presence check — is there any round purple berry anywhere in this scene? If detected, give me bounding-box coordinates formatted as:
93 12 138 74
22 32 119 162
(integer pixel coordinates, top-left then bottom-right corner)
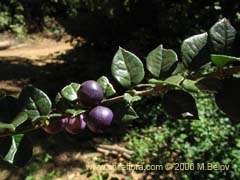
78 80 104 106
87 106 113 133
43 118 67 134
65 114 87 134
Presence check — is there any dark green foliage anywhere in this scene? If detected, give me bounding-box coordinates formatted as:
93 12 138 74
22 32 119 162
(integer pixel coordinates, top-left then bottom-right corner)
215 78 240 120
126 93 240 179
163 90 199 119
0 134 33 167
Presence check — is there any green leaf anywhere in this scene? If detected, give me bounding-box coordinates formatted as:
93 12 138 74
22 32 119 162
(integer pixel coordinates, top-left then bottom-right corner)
131 96 142 102
209 18 237 53
65 109 86 116
123 93 133 104
109 102 138 124
122 106 139 122
163 90 199 119
211 54 240 68
1 134 33 167
215 78 240 121
54 93 71 112
146 45 178 78
148 76 184 88
61 82 80 101
32 113 62 125
0 122 15 133
11 112 28 128
32 115 49 125
123 93 141 104
164 75 184 87
19 86 52 119
111 47 145 88
181 32 209 69
48 113 62 119
181 79 200 92
171 63 187 75
97 76 116 97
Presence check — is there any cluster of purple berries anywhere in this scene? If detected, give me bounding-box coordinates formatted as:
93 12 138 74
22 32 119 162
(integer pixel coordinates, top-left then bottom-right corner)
43 80 114 134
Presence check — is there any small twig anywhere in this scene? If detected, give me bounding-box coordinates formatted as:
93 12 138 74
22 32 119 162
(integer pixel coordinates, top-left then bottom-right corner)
96 144 133 160
96 147 110 155
122 152 131 160
0 124 44 138
102 86 166 106
97 144 133 155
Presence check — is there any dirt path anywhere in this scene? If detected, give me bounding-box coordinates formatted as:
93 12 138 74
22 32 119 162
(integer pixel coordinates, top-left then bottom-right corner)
0 38 72 96
0 39 72 60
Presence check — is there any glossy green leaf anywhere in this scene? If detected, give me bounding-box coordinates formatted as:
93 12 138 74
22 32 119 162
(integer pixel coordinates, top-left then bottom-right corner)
164 75 185 87
148 76 184 87
209 18 237 53
11 112 28 128
0 122 15 133
181 32 209 69
32 115 49 125
181 79 200 92
123 93 141 104
32 113 62 125
19 86 52 119
146 45 178 78
61 82 80 101
211 54 240 68
131 96 142 102
163 90 199 119
123 93 132 104
54 93 71 112
97 76 116 97
171 62 187 75
111 47 144 88
1 134 33 167
122 106 139 122
65 109 86 116
48 113 62 119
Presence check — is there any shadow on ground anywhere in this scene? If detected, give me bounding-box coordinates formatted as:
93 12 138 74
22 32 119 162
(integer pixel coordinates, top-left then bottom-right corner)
0 42 115 99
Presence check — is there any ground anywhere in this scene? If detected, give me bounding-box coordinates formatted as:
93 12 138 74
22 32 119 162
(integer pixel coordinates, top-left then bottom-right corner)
0 37 145 180
0 38 71 96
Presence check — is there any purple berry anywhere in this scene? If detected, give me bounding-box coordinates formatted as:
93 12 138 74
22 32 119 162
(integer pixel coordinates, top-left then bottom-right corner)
87 106 113 133
65 114 87 134
78 80 104 106
43 118 67 134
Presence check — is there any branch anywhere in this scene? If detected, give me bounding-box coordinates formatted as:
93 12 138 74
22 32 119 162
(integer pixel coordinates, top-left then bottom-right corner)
95 144 133 160
0 87 167 138
101 86 166 105
0 124 45 138
1 66 239 138
193 66 240 80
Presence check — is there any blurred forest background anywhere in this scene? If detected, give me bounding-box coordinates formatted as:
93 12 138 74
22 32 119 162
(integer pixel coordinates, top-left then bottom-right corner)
0 0 240 180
